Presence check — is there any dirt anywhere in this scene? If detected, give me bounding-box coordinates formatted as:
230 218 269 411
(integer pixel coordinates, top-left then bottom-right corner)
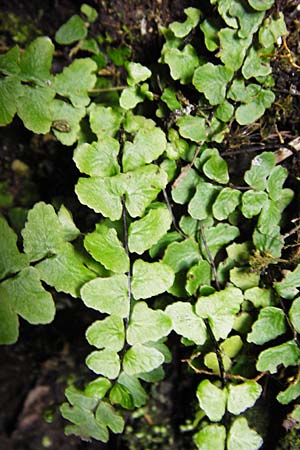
1 1 300 449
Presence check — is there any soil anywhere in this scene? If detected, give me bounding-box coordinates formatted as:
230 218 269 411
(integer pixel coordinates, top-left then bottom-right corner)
0 1 300 450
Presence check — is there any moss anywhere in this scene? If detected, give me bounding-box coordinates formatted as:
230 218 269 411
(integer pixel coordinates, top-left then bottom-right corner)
0 11 41 45
276 428 300 450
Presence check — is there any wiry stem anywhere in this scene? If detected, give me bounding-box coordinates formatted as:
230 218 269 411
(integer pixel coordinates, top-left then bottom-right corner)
163 188 187 239
198 221 220 290
122 195 132 327
204 318 226 388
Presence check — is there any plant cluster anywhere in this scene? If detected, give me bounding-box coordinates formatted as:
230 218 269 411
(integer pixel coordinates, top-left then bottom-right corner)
0 1 300 449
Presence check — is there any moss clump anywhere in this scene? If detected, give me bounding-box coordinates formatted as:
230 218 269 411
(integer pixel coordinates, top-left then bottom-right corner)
0 11 41 45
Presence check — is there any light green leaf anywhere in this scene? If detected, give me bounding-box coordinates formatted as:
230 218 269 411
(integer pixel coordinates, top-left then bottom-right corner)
228 0 264 39
86 349 120 379
244 287 274 308
257 199 281 236
118 372 147 407
80 274 129 317
241 191 268 218
55 15 88 44
22 202 65 262
126 62 151 86
166 302 207 344
0 291 19 344
86 316 125 352
242 47 271 80
227 417 263 450
200 18 220 52
161 87 181 110
50 99 86 146
122 127 167 172
124 343 164 375
259 13 286 47
75 176 123 221
60 403 108 442
196 287 243 340
119 86 145 110
74 137 120 177
274 265 300 300
200 223 239 259
235 89 275 125
81 3 98 22
277 380 300 405
57 205 80 241
53 58 97 107
249 0 275 11
0 266 55 344
162 238 201 273
0 215 28 279
164 44 199 84
0 76 22 125
84 223 129 273
193 63 233 105
176 115 206 142
197 380 226 421
204 351 232 373
244 151 276 190
188 181 220 220
127 302 172 345
230 267 260 291
19 37 54 81
109 383 134 410
172 168 201 204
221 335 243 358
89 104 123 138
289 297 300 333
128 205 171 254
36 243 95 297
253 227 283 258
169 7 201 38
16 84 55 133
194 424 226 450
219 29 251 71
186 261 211 295
4 267 55 323
203 154 229 184
95 402 124 434
227 382 262 415
85 377 112 400
212 188 241 220
257 340 300 373
0 46 20 75
247 307 286 345
267 165 288 201
65 385 98 410
124 165 168 218
131 260 174 300
215 100 234 122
